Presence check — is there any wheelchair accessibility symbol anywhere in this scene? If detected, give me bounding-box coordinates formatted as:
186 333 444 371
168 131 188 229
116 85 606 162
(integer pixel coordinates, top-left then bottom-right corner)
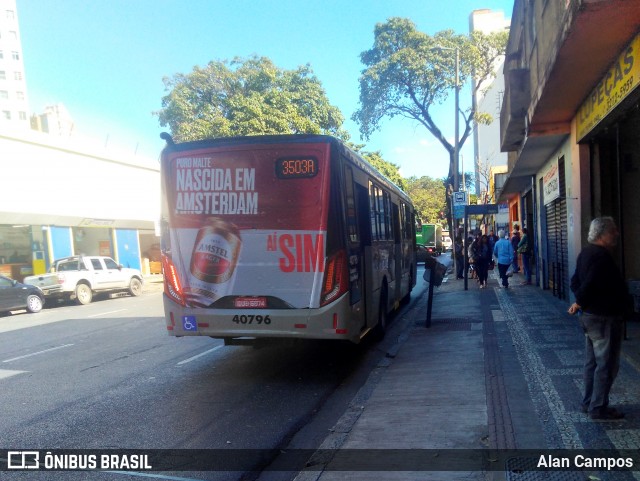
182 316 197 332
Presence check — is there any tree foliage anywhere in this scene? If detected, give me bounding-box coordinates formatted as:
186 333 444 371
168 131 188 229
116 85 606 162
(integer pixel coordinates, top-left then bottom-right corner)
405 176 447 226
349 144 406 191
156 55 349 142
353 18 508 188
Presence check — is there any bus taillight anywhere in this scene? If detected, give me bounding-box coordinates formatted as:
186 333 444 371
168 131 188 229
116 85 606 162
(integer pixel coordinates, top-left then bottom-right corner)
321 250 348 306
162 254 186 306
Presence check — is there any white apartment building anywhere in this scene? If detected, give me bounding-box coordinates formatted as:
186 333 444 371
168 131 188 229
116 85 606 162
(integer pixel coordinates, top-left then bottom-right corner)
0 0 29 129
470 9 510 199
0 1 161 281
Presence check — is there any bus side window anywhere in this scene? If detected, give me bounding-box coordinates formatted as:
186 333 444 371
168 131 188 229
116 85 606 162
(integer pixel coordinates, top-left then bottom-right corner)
384 192 393 240
392 203 401 241
357 184 372 247
344 166 359 244
369 182 380 241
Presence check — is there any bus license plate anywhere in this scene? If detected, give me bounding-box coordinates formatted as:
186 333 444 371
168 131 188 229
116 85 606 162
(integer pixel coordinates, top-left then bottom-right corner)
234 297 267 308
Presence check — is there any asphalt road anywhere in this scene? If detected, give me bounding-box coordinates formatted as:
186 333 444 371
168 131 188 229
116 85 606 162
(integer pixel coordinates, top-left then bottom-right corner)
0 278 428 481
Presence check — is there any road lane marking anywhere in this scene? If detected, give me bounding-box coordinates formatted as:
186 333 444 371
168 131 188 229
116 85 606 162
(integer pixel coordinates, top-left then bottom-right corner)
0 369 27 379
2 343 75 363
87 309 128 318
176 345 224 366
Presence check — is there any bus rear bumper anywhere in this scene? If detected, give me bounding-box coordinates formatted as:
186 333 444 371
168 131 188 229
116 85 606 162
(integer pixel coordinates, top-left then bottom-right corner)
162 293 362 344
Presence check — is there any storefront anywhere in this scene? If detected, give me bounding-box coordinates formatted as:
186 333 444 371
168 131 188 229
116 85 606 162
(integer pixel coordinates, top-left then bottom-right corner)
0 225 34 281
0 222 160 281
576 32 640 288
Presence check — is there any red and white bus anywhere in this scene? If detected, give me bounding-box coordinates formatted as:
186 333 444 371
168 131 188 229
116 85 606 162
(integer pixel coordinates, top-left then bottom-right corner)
160 134 417 344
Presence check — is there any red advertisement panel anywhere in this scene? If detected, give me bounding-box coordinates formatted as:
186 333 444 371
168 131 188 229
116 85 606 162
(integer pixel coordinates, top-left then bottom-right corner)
166 143 330 231
164 142 331 308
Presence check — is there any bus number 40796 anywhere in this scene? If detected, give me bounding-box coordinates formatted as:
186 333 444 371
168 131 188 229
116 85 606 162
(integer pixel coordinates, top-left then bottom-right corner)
232 315 272 325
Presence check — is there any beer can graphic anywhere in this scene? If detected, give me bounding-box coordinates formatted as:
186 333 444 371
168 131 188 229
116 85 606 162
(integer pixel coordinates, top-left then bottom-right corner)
185 217 242 307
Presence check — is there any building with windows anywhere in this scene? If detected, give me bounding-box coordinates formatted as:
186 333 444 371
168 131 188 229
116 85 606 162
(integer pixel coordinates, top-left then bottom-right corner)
499 0 640 300
31 103 75 137
0 0 161 282
468 9 510 238
470 9 510 198
0 0 29 129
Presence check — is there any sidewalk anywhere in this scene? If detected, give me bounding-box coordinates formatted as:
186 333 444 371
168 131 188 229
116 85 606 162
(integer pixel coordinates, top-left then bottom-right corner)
293 267 640 481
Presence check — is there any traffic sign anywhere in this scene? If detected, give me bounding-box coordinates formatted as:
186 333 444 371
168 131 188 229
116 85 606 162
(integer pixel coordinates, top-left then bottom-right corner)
453 191 467 205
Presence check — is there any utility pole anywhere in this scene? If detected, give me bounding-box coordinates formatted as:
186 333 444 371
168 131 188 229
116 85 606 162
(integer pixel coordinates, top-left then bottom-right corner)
434 45 461 277
453 46 460 197
452 46 461 278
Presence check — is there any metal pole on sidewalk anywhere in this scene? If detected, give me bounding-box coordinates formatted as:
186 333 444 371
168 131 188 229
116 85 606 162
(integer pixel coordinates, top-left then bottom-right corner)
464 205 468 291
425 258 435 328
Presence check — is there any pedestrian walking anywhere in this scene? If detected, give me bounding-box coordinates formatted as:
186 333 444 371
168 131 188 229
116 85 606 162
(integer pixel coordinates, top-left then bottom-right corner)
468 235 480 280
476 235 492 289
518 227 532 285
493 230 513 289
568 216 631 420
487 230 498 253
510 224 521 273
454 236 464 279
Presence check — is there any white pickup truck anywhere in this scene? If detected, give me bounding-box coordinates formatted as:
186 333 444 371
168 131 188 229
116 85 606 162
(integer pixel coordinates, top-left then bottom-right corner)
23 256 144 305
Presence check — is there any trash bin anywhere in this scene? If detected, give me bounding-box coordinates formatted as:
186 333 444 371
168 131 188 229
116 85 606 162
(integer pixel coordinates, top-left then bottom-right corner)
423 256 446 286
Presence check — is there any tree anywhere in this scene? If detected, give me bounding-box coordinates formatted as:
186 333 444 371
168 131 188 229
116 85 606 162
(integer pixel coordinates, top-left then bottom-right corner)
405 175 447 227
349 144 406 191
363 151 407 191
156 55 350 142
353 18 508 208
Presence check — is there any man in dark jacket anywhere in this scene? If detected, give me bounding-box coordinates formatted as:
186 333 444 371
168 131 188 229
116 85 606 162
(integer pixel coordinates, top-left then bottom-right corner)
569 217 630 420
510 225 521 273
454 236 464 279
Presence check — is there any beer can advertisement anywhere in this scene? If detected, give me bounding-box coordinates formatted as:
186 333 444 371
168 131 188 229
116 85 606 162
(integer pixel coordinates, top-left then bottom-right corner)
165 143 331 309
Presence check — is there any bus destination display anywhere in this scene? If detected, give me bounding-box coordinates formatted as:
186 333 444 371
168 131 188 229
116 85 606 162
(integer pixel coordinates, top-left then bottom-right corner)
276 158 318 179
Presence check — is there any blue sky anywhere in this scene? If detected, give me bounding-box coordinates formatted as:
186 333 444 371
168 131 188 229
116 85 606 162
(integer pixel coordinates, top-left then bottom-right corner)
17 0 513 179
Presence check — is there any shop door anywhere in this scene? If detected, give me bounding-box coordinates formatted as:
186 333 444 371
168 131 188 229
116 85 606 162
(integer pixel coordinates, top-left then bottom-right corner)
114 229 141 270
522 190 536 280
49 226 73 262
545 158 569 300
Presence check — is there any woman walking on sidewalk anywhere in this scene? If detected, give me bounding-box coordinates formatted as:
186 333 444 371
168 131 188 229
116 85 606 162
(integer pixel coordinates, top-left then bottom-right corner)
493 230 514 289
476 235 492 288
467 235 480 280
568 216 631 420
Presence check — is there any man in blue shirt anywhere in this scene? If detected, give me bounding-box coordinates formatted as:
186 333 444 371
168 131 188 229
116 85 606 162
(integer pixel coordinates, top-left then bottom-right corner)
493 230 514 289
